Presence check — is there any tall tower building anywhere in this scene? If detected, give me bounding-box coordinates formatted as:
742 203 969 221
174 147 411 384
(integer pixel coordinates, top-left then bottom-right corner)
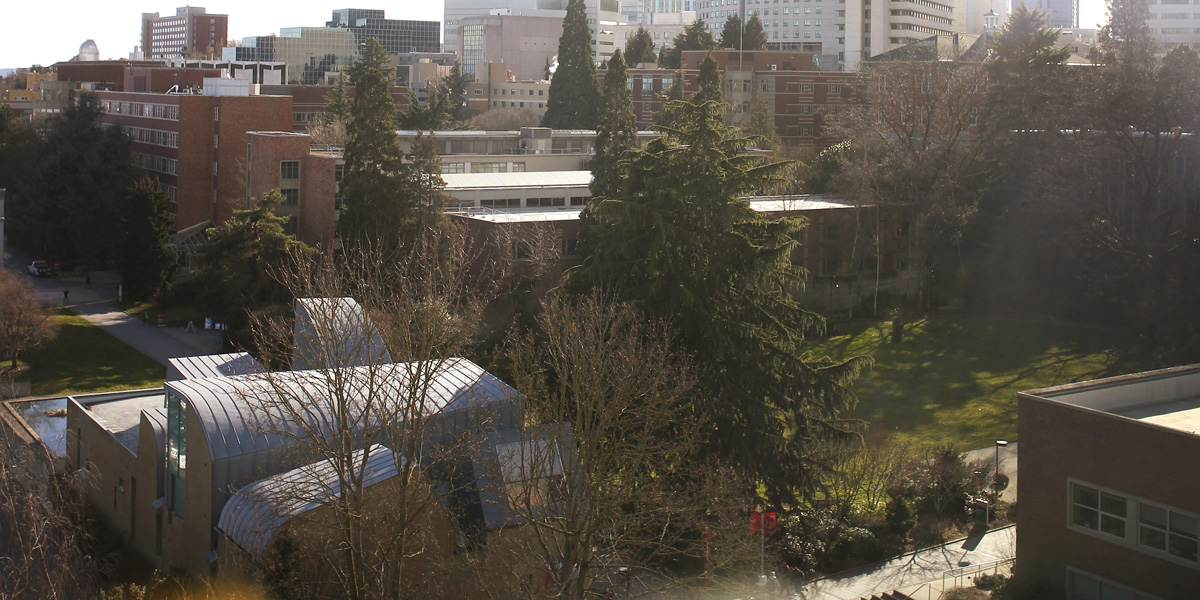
1015 0 1077 28
445 0 622 63
141 6 228 60
326 9 440 54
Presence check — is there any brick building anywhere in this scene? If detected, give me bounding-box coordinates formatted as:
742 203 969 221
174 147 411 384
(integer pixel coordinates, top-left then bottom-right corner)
95 79 292 230
1017 364 1200 599
141 6 228 60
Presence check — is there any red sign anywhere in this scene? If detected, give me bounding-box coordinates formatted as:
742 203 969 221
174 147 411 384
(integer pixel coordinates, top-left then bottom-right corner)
750 511 777 533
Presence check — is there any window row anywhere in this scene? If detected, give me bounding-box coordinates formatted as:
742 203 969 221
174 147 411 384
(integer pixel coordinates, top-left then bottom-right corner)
128 127 179 148
133 153 178 175
1070 480 1200 567
105 101 180 121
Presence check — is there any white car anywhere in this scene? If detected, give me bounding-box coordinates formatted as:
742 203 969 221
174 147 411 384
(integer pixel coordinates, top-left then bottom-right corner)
27 260 51 277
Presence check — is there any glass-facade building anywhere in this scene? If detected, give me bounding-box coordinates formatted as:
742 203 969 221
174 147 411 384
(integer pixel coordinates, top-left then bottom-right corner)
326 8 440 54
230 28 359 85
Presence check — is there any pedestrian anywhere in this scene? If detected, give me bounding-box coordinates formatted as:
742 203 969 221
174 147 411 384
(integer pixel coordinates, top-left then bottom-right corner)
62 288 69 304
85 274 91 288
142 311 148 327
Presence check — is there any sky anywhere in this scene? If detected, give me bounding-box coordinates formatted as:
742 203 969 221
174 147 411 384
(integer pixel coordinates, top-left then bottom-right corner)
1 0 1109 69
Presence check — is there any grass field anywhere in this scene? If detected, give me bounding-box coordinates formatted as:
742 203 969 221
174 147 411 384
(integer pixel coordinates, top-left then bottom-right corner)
24 310 165 396
808 317 1137 449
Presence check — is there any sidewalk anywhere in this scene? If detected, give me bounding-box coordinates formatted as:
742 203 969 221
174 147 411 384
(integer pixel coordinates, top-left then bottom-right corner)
963 442 1019 503
61 287 222 367
793 525 1016 600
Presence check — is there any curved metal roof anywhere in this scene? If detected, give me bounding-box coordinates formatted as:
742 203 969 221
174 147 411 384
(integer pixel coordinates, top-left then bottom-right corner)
293 298 392 370
217 445 400 560
168 353 264 381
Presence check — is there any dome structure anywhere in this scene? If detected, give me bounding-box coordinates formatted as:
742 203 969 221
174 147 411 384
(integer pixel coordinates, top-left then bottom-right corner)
78 40 100 62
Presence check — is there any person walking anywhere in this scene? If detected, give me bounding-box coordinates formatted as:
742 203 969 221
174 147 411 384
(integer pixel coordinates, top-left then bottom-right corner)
62 288 69 305
142 311 148 327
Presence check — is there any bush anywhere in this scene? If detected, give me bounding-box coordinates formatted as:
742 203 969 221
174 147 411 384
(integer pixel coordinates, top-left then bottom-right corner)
989 574 1059 600
974 573 1007 590
776 509 885 576
942 589 989 600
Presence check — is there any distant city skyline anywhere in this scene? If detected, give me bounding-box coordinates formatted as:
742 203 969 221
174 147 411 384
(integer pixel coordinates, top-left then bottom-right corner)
1 0 1108 70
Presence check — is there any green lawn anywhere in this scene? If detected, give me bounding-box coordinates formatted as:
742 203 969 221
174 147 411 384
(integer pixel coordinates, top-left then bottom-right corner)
24 310 165 396
808 317 1136 449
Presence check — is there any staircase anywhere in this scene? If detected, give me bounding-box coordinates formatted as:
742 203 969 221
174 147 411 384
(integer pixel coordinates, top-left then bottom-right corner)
861 591 915 600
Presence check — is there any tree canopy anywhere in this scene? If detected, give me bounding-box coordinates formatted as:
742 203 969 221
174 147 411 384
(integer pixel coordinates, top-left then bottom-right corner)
624 27 657 66
589 49 638 202
116 176 176 301
719 15 743 49
743 14 768 50
542 0 600 129
567 95 870 504
658 20 717 69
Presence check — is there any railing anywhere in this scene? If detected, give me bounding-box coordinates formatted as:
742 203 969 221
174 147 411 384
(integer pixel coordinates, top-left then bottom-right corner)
941 557 1014 592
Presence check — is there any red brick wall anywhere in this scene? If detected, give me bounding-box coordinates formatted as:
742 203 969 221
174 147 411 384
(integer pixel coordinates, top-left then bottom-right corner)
210 95 293 224
1017 393 1200 596
175 96 216 229
189 15 228 57
301 153 339 249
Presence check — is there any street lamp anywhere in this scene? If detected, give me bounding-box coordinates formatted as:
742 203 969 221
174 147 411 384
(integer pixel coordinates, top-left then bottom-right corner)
994 440 1008 490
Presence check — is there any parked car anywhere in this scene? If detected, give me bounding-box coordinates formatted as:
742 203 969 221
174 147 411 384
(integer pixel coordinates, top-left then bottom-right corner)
27 260 51 277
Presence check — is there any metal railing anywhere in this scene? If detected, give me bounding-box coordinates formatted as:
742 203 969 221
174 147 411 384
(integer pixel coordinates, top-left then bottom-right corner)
941 557 1014 591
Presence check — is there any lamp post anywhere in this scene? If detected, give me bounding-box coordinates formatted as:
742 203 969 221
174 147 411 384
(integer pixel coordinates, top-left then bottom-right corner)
994 440 1008 490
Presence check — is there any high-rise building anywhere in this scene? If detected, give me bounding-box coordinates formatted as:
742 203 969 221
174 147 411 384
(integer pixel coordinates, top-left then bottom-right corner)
326 9 441 54
1015 0 1077 28
458 14 563 78
141 6 228 60
226 28 360 86
444 0 622 63
1146 0 1200 49
698 0 955 71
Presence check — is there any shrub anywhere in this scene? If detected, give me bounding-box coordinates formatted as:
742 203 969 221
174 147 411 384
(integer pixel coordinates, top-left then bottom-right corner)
974 573 1007 590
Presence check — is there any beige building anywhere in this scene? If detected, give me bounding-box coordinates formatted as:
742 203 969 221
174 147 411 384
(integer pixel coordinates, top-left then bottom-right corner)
458 13 564 80
466 62 552 118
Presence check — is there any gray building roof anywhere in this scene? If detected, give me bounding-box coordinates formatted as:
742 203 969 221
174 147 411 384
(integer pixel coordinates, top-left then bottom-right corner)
217 444 401 560
293 297 392 370
167 353 264 382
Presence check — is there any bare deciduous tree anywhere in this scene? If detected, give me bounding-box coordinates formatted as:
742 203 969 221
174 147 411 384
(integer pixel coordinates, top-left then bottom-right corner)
0 270 57 370
500 293 758 599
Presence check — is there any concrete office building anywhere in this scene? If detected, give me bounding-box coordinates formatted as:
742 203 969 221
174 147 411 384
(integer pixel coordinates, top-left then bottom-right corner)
697 0 956 71
1015 0 1077 28
613 11 696 61
1147 0 1200 49
325 8 441 54
1017 364 1200 598
226 27 359 85
466 63 553 118
445 0 623 63
141 6 228 60
458 13 564 79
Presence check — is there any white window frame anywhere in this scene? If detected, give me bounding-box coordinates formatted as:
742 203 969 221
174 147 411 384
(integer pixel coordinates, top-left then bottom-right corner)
1069 479 1130 542
1066 567 1161 600
1137 499 1200 567
1068 478 1200 570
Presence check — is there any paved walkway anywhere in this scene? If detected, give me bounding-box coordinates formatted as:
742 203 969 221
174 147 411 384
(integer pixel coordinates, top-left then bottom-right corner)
7 253 221 366
963 442 1019 503
792 525 1016 600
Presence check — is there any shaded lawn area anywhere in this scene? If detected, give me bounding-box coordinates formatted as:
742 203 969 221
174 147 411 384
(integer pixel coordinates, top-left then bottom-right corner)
807 317 1137 448
24 310 165 396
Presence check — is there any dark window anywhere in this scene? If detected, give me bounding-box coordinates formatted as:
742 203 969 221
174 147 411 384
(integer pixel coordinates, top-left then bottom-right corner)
280 160 300 180
281 189 299 207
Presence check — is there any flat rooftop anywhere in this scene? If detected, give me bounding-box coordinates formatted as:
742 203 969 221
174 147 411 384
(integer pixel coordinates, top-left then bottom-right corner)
1025 364 1200 437
76 390 165 453
442 171 592 191
448 194 857 223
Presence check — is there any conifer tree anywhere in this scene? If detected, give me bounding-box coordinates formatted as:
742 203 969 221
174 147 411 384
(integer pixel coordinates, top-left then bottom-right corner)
589 49 638 202
624 27 657 66
324 70 352 124
117 176 176 301
658 19 717 69
743 14 768 50
693 52 723 107
339 38 437 256
443 60 471 121
748 89 779 149
567 94 870 506
719 15 743 49
542 0 600 129
652 66 687 129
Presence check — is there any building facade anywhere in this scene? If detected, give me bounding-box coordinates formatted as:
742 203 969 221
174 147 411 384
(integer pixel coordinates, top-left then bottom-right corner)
325 8 441 54
445 0 623 63
458 14 564 79
1017 365 1200 599
141 6 228 60
226 27 359 85
1146 0 1200 49
466 63 553 118
1015 0 1078 28
94 79 293 230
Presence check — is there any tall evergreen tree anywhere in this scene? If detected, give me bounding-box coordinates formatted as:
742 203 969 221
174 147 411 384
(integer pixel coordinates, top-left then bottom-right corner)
624 27 658 66
652 66 688 129
324 70 352 124
542 0 600 129
743 14 768 50
986 6 1072 131
748 89 779 149
442 60 471 121
719 15 743 49
117 176 176 301
589 49 639 202
567 96 871 506
338 39 434 256
658 20 717 69
693 53 723 107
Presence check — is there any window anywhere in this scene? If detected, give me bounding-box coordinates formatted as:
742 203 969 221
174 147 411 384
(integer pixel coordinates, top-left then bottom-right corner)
496 440 565 511
527 197 565 207
280 161 300 180
570 196 587 206
643 78 653 93
562 237 579 257
1072 482 1127 539
1068 569 1158 600
166 391 187 518
442 162 466 174
474 162 506 173
1139 502 1199 562
281 189 299 207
